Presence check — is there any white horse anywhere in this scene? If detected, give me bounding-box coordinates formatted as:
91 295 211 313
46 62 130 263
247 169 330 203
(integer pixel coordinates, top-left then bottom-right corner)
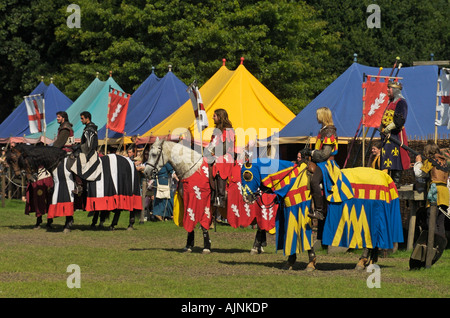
144 138 213 253
144 138 272 254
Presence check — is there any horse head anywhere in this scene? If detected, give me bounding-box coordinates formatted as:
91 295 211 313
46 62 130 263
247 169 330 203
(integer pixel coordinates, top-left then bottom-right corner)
241 158 301 204
144 138 167 179
5 145 36 181
240 160 264 204
5 144 66 182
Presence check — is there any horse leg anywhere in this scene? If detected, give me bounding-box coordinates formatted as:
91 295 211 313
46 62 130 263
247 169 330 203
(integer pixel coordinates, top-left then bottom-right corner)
91 211 99 229
368 247 379 265
356 247 373 270
34 215 42 229
250 229 266 255
127 210 136 231
183 231 195 253
282 253 297 270
202 226 211 254
306 248 317 271
63 216 74 234
46 218 53 230
99 211 109 228
109 210 121 231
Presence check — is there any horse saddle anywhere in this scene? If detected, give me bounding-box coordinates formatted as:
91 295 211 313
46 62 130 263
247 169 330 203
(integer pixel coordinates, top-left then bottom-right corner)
66 151 103 181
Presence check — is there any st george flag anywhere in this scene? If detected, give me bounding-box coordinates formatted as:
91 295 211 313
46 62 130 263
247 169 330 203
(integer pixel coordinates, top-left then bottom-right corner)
107 88 130 134
362 75 389 128
435 69 450 128
188 81 208 132
24 94 46 134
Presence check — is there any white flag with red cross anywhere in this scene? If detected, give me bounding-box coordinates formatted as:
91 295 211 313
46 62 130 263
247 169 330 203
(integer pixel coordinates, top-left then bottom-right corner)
24 94 46 134
188 82 208 133
435 69 450 127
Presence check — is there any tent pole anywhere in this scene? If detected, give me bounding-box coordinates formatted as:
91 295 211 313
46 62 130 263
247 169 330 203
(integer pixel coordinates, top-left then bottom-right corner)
343 118 362 168
364 128 377 166
105 85 112 155
362 125 365 166
105 128 108 154
434 68 441 143
361 73 367 167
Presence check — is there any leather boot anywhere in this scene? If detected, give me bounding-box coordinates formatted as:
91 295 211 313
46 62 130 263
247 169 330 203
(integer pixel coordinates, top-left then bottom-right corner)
72 175 83 194
391 170 402 188
309 193 325 220
213 176 227 208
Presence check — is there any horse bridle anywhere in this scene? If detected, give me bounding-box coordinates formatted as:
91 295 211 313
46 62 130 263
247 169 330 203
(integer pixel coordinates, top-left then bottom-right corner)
8 148 31 177
242 160 308 209
146 140 205 180
146 140 165 178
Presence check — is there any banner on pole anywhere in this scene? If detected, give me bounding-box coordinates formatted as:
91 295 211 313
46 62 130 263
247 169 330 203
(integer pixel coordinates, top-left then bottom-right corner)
435 69 450 128
188 82 208 132
362 76 389 128
24 94 46 134
107 89 130 134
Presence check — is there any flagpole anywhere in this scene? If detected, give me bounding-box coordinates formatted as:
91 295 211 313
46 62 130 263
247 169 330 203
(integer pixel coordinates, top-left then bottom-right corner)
43 93 47 145
362 73 366 167
434 69 441 143
105 85 112 155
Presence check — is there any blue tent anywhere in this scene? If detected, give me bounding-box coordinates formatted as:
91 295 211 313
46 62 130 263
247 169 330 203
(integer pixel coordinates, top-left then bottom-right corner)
278 62 440 143
28 76 123 140
0 81 73 140
98 69 189 140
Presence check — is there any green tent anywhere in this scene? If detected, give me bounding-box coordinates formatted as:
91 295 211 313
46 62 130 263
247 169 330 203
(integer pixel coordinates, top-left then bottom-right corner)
27 76 123 140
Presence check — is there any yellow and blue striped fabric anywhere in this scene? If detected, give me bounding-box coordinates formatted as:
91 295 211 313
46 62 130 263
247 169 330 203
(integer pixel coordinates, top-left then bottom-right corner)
317 160 354 203
241 160 403 254
261 162 314 255
322 167 403 249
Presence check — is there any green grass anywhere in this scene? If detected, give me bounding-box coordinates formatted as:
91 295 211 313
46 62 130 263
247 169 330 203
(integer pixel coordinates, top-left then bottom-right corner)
0 199 449 298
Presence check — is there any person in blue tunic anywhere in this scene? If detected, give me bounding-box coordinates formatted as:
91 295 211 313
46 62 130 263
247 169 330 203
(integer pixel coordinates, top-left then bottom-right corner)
153 162 177 221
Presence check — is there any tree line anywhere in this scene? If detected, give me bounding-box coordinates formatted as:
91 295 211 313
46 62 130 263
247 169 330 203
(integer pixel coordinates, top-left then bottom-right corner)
0 0 448 123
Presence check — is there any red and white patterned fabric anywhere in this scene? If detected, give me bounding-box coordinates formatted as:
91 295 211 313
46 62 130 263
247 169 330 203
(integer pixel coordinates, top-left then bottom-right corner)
181 159 212 232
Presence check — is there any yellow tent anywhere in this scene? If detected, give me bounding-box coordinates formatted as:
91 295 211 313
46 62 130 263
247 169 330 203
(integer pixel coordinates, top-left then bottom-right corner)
142 62 295 147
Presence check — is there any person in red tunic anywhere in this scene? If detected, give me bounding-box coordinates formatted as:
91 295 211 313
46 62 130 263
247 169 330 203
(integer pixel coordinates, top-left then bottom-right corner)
204 108 235 208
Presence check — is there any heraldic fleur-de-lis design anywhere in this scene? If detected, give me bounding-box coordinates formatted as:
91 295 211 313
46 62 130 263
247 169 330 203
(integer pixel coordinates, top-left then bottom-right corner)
384 158 392 168
391 147 399 157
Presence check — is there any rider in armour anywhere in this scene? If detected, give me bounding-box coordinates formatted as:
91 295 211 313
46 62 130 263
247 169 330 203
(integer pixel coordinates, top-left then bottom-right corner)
80 111 98 158
379 80 409 187
71 111 99 194
301 107 352 221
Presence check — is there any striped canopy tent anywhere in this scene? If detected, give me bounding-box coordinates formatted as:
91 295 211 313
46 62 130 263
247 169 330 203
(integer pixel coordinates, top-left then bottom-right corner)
27 75 123 141
0 80 73 143
138 59 295 149
277 62 441 144
97 67 189 145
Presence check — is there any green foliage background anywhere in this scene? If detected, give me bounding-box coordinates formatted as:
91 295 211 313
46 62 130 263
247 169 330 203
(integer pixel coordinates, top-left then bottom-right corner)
0 0 448 123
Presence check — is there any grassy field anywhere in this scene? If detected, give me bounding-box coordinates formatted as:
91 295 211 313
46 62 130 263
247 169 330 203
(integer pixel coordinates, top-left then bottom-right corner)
0 199 449 300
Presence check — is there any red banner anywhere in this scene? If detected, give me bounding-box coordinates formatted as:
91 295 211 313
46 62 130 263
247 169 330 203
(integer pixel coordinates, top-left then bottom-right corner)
107 89 130 134
362 76 389 128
